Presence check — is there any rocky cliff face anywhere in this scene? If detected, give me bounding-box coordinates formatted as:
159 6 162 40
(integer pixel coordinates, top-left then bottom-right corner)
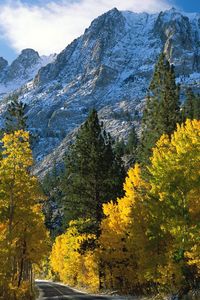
0 7 199 176
154 8 200 74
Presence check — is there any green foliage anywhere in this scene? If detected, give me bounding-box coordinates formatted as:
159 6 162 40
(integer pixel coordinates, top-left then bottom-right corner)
50 120 200 296
5 94 27 133
182 88 200 121
61 109 125 237
126 125 138 155
114 125 138 167
114 138 126 157
139 53 180 163
42 165 63 239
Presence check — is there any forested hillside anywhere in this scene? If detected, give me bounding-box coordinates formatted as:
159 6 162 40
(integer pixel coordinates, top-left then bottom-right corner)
46 54 200 300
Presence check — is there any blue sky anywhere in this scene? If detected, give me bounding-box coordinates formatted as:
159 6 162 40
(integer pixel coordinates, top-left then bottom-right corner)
175 0 200 12
0 0 198 63
14 0 200 11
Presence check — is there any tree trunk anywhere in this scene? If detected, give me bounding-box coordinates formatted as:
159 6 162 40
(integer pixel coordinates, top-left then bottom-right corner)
18 236 27 288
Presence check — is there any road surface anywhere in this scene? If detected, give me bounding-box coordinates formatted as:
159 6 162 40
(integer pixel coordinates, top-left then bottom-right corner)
36 281 128 300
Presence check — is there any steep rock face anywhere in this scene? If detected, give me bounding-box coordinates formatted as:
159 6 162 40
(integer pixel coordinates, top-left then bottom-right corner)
154 8 200 75
0 7 199 176
35 8 126 86
155 8 192 50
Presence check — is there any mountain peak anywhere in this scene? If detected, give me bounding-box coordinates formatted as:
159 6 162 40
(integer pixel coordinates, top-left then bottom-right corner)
159 7 184 20
160 6 199 21
0 7 199 174
167 7 179 13
84 7 125 41
105 7 119 15
9 48 40 71
20 48 40 58
86 7 123 31
17 49 40 64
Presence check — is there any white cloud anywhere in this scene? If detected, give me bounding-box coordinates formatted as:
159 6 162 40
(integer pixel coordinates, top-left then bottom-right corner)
0 0 173 56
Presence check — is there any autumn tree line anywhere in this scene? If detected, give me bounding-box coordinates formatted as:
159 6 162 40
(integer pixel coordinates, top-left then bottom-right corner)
0 53 199 299
46 54 200 299
0 97 49 299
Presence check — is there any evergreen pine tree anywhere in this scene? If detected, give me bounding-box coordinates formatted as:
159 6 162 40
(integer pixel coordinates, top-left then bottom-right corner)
182 88 200 120
139 53 180 163
125 125 139 167
193 94 200 119
61 109 125 237
126 125 138 155
5 94 27 133
42 164 63 239
114 138 126 157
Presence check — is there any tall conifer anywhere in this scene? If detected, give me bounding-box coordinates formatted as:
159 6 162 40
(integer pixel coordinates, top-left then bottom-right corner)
5 94 27 133
61 109 125 236
139 53 180 163
183 88 200 120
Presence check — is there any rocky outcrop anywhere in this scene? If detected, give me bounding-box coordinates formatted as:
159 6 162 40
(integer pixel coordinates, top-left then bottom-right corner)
154 8 200 75
6 49 40 82
0 49 56 96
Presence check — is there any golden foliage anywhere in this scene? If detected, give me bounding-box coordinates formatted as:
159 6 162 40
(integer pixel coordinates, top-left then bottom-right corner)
50 120 200 295
147 119 200 289
50 220 99 291
99 164 150 291
0 130 49 299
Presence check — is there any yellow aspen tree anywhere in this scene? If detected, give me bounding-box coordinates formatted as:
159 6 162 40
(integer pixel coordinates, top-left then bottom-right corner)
0 130 49 300
148 119 200 292
99 164 150 293
50 219 99 291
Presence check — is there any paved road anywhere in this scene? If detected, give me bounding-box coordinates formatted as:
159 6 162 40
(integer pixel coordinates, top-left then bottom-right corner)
36 281 127 300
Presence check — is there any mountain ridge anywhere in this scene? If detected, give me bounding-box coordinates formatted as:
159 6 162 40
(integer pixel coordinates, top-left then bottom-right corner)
0 49 56 96
0 7 199 176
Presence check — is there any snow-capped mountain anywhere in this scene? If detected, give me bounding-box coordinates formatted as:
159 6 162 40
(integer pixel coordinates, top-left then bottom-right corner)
0 7 200 176
0 49 56 96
